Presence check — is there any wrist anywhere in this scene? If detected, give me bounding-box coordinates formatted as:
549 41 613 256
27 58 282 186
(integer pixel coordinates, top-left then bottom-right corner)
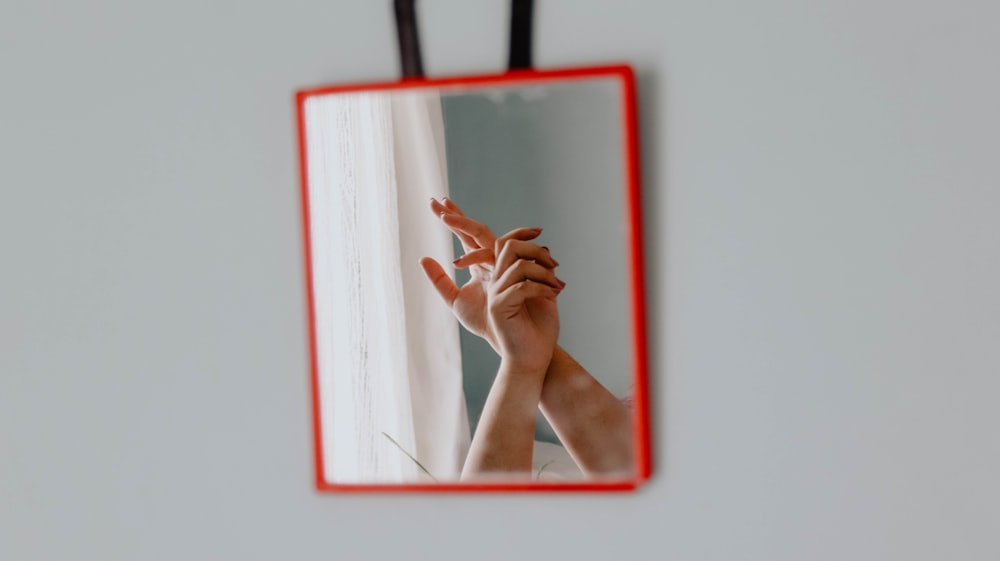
484 332 500 354
497 357 550 382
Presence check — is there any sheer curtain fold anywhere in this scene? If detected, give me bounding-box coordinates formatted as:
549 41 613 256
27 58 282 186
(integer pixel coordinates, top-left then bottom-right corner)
392 94 471 479
304 91 469 483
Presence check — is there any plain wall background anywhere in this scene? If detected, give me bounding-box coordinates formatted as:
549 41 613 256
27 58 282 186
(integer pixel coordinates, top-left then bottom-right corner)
2 1 998 559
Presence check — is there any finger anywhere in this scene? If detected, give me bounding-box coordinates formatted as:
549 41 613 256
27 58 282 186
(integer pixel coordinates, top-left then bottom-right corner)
496 226 544 242
419 257 460 307
441 197 466 216
440 213 497 248
451 227 479 252
492 227 544 260
491 280 559 312
491 259 564 294
454 231 479 252
495 239 559 274
489 227 544 270
430 198 478 250
453 247 494 268
429 197 449 216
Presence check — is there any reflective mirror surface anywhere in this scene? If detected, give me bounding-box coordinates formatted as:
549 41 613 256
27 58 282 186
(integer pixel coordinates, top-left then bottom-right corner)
298 67 648 488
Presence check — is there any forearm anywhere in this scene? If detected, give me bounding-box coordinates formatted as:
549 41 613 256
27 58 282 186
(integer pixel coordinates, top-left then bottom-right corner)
461 361 546 479
539 346 635 477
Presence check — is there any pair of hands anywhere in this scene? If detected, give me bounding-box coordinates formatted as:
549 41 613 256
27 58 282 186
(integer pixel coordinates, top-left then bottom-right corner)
419 198 565 374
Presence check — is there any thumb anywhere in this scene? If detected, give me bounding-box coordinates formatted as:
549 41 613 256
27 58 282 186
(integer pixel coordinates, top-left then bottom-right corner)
419 257 460 307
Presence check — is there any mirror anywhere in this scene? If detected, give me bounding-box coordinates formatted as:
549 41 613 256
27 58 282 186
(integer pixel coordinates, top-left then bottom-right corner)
297 66 649 490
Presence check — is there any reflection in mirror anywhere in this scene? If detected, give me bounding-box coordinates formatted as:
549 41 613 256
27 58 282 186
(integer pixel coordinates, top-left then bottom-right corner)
301 73 642 486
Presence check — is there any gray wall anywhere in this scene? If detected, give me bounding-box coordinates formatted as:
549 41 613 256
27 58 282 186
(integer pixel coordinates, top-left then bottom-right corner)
439 80 630 443
3 1 1000 560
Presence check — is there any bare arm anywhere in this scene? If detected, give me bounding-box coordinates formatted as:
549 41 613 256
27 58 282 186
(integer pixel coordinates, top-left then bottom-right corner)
457 231 561 480
539 346 634 477
464 347 634 479
461 361 546 478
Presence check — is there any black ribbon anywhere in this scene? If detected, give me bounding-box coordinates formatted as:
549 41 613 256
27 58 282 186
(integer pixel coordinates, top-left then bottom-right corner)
507 0 534 70
393 0 535 79
394 0 424 78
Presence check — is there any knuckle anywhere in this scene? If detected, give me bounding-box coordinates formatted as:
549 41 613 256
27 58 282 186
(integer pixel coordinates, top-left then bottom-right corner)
499 242 517 263
511 258 530 272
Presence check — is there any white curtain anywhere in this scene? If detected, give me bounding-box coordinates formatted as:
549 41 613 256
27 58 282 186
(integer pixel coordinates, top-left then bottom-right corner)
304 91 470 483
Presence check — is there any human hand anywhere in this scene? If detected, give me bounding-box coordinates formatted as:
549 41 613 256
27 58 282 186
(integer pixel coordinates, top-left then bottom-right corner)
419 198 561 366
480 230 565 373
457 230 564 478
418 198 498 349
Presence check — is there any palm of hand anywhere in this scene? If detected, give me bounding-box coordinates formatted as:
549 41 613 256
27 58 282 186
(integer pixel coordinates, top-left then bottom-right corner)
451 275 491 344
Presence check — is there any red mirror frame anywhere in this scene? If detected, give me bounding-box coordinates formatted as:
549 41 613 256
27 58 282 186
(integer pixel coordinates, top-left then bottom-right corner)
295 64 650 492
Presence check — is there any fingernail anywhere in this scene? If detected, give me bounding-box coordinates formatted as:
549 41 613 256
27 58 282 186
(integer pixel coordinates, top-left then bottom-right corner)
552 258 561 267
452 256 463 265
558 279 567 287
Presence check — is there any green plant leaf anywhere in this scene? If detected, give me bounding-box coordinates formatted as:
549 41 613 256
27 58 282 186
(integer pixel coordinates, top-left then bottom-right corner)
382 432 438 482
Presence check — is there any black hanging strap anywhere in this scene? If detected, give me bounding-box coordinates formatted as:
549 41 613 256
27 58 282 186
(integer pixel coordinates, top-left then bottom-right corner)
394 0 535 78
507 0 534 70
394 0 424 78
